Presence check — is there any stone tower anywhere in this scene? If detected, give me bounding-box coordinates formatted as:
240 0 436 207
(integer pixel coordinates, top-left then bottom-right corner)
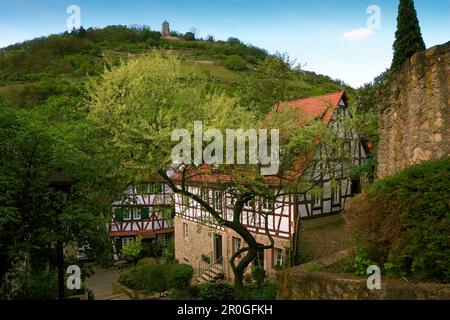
162 20 170 38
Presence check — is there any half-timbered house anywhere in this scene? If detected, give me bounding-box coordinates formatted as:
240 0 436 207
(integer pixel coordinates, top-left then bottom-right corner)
171 92 369 280
109 182 174 260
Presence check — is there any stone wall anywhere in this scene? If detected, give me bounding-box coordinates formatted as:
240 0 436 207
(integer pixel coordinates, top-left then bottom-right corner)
174 216 215 274
377 41 450 178
174 216 291 279
297 215 350 264
277 269 450 300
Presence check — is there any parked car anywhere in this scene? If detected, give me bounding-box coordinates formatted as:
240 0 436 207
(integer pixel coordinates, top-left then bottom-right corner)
76 249 95 262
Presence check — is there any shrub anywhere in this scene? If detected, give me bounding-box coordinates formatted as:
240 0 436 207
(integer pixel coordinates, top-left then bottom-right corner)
171 285 201 300
238 283 277 300
163 237 177 263
344 157 450 283
119 262 194 294
198 282 235 300
251 266 266 286
137 257 159 266
183 32 195 41
13 271 57 300
122 236 143 263
223 55 247 71
150 240 164 258
118 269 140 290
243 273 253 284
143 264 168 294
166 264 194 291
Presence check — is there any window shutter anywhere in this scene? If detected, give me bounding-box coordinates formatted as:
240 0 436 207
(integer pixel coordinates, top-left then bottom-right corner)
141 207 150 220
115 238 122 251
115 208 124 221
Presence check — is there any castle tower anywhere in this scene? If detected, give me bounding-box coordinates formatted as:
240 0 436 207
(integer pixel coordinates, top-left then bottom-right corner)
162 20 170 38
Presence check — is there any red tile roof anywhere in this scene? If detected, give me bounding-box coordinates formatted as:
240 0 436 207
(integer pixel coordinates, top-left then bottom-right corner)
171 91 347 184
278 91 346 124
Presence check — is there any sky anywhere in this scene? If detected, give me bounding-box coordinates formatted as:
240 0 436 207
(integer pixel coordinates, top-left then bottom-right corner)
0 0 449 88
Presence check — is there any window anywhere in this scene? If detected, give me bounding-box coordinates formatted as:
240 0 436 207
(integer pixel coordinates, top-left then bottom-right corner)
273 248 284 268
213 190 222 211
123 208 132 221
149 183 163 194
122 237 134 248
332 187 341 205
181 195 189 206
232 237 242 257
157 234 166 246
133 208 141 220
260 197 274 212
244 199 255 210
201 188 209 202
312 195 322 209
183 223 189 239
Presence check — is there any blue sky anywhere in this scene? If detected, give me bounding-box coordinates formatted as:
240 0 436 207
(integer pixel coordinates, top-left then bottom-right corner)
0 0 449 87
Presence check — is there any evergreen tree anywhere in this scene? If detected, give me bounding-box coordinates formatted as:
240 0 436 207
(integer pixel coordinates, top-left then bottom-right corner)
391 0 426 71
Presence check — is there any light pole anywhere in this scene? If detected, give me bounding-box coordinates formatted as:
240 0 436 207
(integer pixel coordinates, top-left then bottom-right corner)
49 168 73 300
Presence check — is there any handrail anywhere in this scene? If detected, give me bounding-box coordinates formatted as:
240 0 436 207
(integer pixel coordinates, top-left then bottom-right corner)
198 251 213 276
198 252 225 279
214 256 224 275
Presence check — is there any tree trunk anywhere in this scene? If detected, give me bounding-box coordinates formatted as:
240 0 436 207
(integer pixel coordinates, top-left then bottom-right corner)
231 247 257 292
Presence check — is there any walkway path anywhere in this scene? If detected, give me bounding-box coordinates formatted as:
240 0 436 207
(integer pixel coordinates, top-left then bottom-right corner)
85 267 130 300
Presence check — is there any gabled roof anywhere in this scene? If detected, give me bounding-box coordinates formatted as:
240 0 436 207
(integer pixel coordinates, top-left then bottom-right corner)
277 91 347 124
171 91 348 184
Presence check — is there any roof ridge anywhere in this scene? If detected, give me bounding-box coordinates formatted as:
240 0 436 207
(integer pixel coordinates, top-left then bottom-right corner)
288 91 345 103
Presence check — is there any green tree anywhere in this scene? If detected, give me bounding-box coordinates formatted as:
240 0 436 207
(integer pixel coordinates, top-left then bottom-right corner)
391 0 426 71
183 32 196 41
241 53 298 115
0 93 124 297
122 236 143 263
227 37 241 45
87 51 361 292
223 55 247 71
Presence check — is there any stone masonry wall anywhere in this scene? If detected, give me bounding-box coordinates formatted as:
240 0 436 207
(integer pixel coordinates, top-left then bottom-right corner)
277 270 450 300
377 41 450 178
174 216 291 279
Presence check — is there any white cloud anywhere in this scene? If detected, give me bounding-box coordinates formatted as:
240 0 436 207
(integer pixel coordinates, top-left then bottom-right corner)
342 28 375 42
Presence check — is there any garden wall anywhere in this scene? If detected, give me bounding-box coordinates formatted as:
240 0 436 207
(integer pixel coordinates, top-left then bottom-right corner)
376 41 450 178
276 269 450 300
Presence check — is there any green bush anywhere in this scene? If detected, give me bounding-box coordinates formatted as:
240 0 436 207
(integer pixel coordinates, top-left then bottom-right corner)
243 273 253 284
251 266 266 285
171 285 201 300
344 157 450 283
223 55 247 71
122 236 143 263
143 264 168 294
163 237 177 263
349 243 378 276
137 257 159 266
198 282 235 300
150 240 164 258
13 271 57 300
238 283 277 300
119 262 194 294
166 264 194 291
118 268 140 290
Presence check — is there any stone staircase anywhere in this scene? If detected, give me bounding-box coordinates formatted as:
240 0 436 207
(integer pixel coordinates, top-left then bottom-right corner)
196 263 225 284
